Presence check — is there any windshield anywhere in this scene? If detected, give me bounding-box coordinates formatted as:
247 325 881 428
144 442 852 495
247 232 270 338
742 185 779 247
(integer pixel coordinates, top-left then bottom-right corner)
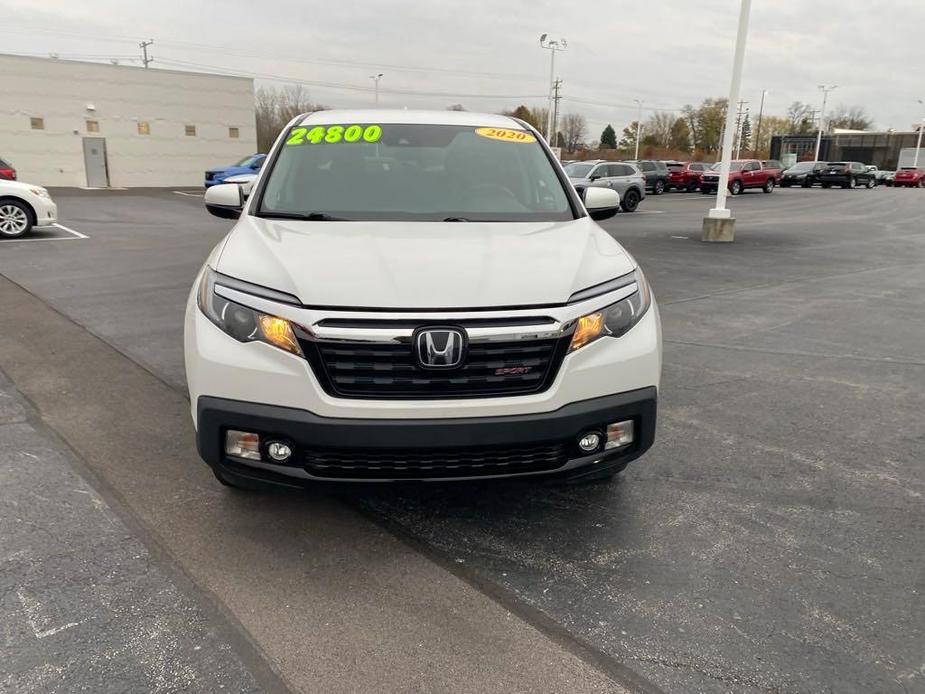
787 162 816 172
234 155 261 167
563 162 595 178
729 162 746 171
258 123 573 222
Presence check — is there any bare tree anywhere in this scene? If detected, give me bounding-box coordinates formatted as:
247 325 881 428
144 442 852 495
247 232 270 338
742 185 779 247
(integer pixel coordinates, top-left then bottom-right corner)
827 105 873 131
560 113 587 152
643 111 675 148
255 84 327 152
786 101 815 135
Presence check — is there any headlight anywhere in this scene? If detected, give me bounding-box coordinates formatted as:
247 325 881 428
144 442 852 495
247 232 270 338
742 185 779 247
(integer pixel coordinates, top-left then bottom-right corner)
197 268 302 356
29 187 49 198
569 269 651 352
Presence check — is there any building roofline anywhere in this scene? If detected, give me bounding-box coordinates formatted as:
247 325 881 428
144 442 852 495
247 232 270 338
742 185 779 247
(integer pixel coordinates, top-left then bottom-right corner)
0 52 254 84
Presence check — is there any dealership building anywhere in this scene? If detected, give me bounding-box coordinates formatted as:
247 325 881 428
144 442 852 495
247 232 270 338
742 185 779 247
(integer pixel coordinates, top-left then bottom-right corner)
0 54 257 187
770 129 924 169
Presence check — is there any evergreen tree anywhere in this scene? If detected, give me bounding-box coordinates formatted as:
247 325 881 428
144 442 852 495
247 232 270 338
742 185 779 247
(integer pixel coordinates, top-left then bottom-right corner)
739 112 752 153
600 124 617 149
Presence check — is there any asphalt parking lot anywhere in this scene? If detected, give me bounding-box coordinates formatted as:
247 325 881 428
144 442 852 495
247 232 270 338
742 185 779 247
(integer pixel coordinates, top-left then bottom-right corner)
1 185 923 693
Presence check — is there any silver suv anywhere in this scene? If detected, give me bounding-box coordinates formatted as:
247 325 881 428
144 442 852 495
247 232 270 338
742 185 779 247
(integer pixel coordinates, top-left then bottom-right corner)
564 160 647 213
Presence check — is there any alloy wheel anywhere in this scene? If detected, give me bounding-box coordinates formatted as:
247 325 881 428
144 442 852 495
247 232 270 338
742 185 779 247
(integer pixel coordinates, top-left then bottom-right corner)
0 204 29 236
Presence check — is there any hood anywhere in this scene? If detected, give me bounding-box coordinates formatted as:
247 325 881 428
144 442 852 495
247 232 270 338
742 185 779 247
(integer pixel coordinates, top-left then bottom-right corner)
0 179 42 193
207 166 245 175
215 216 635 309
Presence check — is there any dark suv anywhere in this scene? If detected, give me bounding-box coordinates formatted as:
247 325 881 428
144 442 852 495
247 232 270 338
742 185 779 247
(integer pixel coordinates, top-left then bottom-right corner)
626 160 670 195
819 162 877 189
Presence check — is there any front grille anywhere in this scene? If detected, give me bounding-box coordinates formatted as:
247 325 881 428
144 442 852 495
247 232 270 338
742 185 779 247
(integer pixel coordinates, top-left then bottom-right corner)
301 336 569 399
304 442 568 479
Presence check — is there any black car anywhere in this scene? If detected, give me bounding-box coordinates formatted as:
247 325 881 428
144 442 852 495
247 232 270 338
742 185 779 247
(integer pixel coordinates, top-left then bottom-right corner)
818 161 877 189
780 161 825 188
625 160 670 195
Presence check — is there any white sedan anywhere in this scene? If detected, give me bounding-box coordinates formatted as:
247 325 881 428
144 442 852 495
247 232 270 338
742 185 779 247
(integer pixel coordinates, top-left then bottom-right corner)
0 180 57 238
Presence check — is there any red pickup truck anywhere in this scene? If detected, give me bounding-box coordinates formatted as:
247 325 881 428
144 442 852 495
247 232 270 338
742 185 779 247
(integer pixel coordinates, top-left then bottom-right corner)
699 159 777 195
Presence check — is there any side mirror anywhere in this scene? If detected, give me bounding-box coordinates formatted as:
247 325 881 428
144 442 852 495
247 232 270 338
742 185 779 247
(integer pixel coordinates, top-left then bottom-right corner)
588 174 601 181
582 186 620 221
205 183 244 220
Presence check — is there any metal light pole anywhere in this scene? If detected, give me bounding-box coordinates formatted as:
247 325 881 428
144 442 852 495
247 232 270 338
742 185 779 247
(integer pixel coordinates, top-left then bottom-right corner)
702 0 752 243
633 99 643 160
540 34 566 142
369 73 383 105
753 89 767 157
813 85 837 161
914 100 924 167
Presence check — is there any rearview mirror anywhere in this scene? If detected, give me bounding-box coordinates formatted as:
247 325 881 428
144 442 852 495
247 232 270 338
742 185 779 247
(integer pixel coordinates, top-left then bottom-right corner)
204 183 244 220
581 186 620 221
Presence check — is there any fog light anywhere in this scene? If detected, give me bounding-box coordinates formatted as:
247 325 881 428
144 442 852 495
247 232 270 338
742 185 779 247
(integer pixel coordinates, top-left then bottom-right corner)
266 441 293 463
605 420 635 450
578 432 603 453
225 430 261 461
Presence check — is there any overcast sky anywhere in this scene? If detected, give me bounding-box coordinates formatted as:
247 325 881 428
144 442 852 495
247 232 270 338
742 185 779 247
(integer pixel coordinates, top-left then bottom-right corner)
2 0 923 138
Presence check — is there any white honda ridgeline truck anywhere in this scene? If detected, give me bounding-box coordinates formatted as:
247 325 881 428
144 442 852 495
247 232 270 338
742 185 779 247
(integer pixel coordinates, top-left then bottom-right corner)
185 110 661 488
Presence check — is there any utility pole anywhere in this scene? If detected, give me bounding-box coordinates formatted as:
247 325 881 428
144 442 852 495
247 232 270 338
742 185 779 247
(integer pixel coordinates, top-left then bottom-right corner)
813 84 837 161
733 99 747 159
914 99 924 168
539 34 566 143
139 39 154 68
551 79 563 147
633 99 643 160
369 73 383 105
753 89 767 157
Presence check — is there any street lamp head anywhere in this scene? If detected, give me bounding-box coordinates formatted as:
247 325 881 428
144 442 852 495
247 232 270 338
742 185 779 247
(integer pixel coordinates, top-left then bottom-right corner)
560 39 567 48
540 33 547 44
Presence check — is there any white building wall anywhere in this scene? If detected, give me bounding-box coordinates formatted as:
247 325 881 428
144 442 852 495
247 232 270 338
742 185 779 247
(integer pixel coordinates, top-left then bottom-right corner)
0 54 257 187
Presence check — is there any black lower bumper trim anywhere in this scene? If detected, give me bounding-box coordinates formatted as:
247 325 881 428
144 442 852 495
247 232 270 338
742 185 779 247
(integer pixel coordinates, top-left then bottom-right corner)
196 388 657 483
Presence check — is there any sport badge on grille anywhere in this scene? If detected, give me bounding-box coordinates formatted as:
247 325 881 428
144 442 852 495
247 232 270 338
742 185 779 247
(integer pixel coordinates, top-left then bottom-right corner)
413 327 467 369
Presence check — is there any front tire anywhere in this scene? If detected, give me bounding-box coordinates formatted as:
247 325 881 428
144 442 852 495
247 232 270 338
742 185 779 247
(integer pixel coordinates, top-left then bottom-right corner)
866 177 875 189
0 200 33 239
730 180 743 195
843 176 854 189
620 188 640 212
763 178 775 193
653 180 666 195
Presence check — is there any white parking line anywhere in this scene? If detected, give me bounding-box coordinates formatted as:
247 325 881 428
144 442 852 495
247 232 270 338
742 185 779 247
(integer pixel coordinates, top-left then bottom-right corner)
53 223 89 239
0 224 88 244
173 191 204 198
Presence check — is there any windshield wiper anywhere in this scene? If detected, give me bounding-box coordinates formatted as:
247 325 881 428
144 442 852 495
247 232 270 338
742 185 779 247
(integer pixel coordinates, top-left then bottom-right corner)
256 211 349 221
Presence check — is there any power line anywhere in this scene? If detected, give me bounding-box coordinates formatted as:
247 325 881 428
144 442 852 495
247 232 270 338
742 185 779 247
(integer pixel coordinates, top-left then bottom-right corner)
3 24 540 82
153 57 546 100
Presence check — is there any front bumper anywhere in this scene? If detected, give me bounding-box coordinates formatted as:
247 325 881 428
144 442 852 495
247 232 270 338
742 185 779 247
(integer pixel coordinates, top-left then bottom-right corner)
197 388 657 484
30 196 57 225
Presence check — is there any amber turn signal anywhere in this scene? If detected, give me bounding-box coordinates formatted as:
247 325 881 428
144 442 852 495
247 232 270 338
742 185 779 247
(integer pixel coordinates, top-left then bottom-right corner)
257 315 302 356
569 312 605 352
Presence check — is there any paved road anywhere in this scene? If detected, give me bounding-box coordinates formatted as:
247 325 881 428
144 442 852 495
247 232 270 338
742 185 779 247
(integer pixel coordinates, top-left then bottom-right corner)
1 186 923 693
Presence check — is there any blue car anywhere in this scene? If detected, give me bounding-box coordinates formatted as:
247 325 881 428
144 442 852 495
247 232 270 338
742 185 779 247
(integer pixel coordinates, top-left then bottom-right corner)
204 153 266 187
